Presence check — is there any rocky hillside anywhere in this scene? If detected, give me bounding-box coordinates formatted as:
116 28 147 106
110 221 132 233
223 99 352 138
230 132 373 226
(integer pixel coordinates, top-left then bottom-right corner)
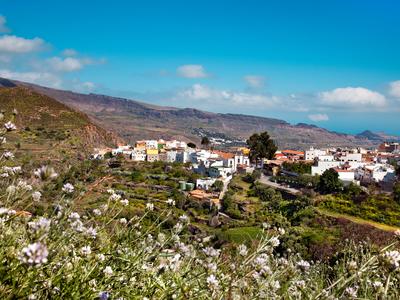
1 77 393 149
0 84 121 162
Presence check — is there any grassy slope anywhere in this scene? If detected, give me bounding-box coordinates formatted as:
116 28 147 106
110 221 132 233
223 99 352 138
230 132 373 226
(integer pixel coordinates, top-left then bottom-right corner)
0 87 119 165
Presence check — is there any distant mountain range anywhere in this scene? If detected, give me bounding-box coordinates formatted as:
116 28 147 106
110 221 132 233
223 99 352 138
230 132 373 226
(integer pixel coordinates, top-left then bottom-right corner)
1 77 399 150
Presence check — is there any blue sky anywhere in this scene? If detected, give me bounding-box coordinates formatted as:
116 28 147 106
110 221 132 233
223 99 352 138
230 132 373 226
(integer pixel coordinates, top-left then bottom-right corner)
1 1 400 134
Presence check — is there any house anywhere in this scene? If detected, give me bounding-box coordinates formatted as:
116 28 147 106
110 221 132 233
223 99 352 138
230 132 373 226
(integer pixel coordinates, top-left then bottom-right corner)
196 178 217 190
145 140 158 150
356 164 396 184
130 149 146 161
146 149 159 162
135 141 146 150
281 150 304 161
305 147 327 161
378 142 400 153
158 151 168 162
208 166 232 178
333 168 356 184
112 145 132 156
166 150 177 163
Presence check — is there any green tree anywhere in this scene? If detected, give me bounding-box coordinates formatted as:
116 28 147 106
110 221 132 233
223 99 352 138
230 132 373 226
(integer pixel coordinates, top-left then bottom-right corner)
187 142 196 149
246 132 277 167
211 180 224 192
201 136 210 148
345 182 362 197
317 169 343 194
394 182 400 203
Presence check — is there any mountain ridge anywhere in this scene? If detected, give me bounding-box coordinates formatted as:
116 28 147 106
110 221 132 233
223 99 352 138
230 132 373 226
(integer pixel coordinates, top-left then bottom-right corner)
1 77 397 149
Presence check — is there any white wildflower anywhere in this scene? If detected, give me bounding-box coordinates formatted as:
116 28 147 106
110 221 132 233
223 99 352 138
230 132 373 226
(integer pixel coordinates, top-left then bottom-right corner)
238 244 248 256
345 286 358 298
85 226 97 239
179 214 189 223
62 183 74 194
34 166 58 180
381 250 400 270
68 212 80 221
120 199 129 206
28 217 51 233
109 193 121 201
31 191 42 201
93 208 102 216
103 266 113 276
97 254 106 262
146 202 154 211
119 218 127 225
19 242 48 266
4 121 16 131
3 151 14 159
297 260 311 271
270 236 280 247
166 198 175 206
80 246 92 257
202 247 221 258
206 274 219 290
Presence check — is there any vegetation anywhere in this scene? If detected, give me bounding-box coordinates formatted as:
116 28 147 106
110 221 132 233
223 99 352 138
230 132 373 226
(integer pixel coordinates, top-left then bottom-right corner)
201 136 210 148
246 132 277 165
282 161 313 174
2 109 400 298
187 142 196 148
318 168 343 194
393 182 400 204
318 194 400 227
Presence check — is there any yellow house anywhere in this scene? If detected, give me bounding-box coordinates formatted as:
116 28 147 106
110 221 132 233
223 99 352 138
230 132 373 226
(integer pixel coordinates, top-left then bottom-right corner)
146 149 159 155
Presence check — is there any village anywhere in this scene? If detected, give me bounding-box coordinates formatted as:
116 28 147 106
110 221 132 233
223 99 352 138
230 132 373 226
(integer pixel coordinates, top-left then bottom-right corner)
92 139 400 200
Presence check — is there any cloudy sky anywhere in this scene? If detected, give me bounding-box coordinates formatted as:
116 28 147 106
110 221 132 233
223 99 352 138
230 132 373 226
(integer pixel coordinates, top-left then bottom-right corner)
1 1 400 134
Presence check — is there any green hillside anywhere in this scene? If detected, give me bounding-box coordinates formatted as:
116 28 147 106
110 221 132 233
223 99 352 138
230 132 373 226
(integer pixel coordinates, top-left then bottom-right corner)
0 87 120 165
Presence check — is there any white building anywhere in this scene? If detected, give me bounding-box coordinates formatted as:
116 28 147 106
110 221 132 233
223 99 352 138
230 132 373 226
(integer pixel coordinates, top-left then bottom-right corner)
196 178 217 190
145 140 158 150
112 145 132 156
356 164 396 183
335 169 356 183
305 147 327 161
166 150 177 163
130 149 146 161
166 140 187 149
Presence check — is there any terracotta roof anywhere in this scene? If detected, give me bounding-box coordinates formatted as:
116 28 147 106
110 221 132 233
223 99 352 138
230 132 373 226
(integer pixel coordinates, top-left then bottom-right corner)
213 150 235 160
281 150 304 155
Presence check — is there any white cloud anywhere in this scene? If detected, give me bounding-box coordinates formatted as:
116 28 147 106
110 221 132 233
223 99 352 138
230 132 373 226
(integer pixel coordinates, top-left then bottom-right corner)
178 84 277 107
0 15 10 33
0 69 62 88
308 113 329 122
73 81 96 92
319 87 386 107
244 75 265 88
389 80 400 99
177 64 208 78
0 35 44 53
62 48 78 57
47 57 85 72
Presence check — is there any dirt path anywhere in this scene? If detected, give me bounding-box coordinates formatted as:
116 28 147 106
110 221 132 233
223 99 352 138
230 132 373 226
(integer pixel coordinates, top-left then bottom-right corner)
317 208 400 233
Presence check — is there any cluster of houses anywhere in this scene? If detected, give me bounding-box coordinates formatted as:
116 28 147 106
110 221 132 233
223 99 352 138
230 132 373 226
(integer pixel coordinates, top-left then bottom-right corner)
272 143 400 186
93 139 399 190
92 139 253 192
